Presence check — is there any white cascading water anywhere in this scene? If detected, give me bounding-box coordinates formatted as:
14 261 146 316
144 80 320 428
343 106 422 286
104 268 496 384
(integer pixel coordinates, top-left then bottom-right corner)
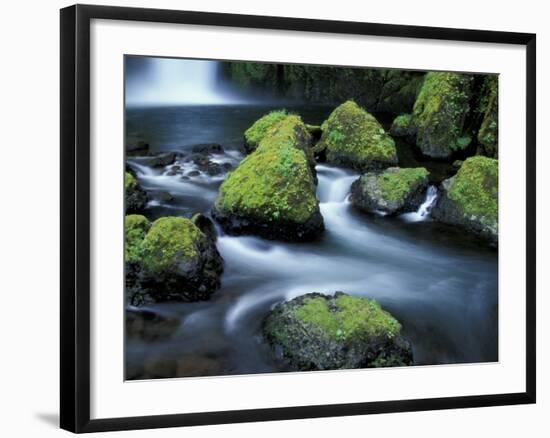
400 185 438 223
125 58 243 106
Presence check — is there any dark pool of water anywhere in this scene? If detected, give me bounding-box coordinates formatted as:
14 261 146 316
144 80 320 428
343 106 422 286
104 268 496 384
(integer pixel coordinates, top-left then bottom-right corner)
125 105 498 380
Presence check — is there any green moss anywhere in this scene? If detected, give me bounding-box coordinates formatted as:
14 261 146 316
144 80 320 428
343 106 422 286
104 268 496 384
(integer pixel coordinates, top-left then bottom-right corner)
294 294 401 342
215 116 318 224
390 114 413 137
125 172 137 191
215 137 317 224
244 110 289 152
393 114 412 129
140 217 204 275
124 214 150 264
412 72 473 156
378 167 429 202
448 156 498 223
477 75 499 157
319 101 397 171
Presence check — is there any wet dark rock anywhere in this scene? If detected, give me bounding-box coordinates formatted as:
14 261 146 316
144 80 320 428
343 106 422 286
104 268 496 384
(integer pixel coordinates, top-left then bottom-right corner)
191 143 224 155
126 140 150 156
139 152 177 168
191 213 217 243
350 167 430 216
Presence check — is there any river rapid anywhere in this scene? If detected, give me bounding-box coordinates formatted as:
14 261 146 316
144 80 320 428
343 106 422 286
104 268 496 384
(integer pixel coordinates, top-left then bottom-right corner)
125 104 498 379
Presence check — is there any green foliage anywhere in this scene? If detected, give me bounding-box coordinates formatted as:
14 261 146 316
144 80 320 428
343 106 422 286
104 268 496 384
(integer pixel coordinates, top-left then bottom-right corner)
226 62 280 89
125 172 137 191
140 217 204 275
294 294 401 342
448 156 498 223
124 214 150 264
477 75 499 157
244 110 289 152
378 168 429 202
412 72 473 156
319 101 397 171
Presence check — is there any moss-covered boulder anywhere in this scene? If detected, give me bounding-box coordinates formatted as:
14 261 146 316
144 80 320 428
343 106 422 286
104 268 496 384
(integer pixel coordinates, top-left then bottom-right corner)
432 156 498 243
350 167 429 216
244 114 315 169
125 214 151 264
318 101 398 172
126 216 224 304
411 72 474 159
125 172 147 213
263 292 413 370
477 75 498 158
212 123 323 241
389 114 414 138
244 110 289 153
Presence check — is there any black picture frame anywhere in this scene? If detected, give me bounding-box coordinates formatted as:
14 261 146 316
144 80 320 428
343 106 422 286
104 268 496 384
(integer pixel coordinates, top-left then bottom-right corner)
60 4 537 433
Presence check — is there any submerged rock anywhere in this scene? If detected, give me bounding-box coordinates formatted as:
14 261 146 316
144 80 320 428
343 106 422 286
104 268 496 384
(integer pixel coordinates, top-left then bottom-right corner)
126 308 180 341
125 214 151 265
243 110 290 153
263 292 413 371
126 140 150 156
432 156 498 244
126 216 224 304
125 172 147 213
410 72 474 159
350 167 429 215
147 190 174 204
317 101 398 172
212 117 323 241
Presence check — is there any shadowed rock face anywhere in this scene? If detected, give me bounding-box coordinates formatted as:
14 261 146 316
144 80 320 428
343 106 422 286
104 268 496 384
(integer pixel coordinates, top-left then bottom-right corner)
263 292 413 371
350 167 430 216
125 172 147 214
432 156 498 245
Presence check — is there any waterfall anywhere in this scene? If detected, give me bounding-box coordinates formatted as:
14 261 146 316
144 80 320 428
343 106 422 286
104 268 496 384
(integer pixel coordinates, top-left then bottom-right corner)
125 57 244 106
401 185 438 223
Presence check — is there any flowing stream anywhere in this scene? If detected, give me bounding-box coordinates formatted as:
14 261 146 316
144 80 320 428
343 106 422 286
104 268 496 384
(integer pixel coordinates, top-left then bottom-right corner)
124 59 497 379
125 105 498 379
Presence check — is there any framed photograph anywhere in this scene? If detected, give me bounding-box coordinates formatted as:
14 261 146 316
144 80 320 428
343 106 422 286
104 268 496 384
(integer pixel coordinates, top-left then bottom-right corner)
60 4 536 433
